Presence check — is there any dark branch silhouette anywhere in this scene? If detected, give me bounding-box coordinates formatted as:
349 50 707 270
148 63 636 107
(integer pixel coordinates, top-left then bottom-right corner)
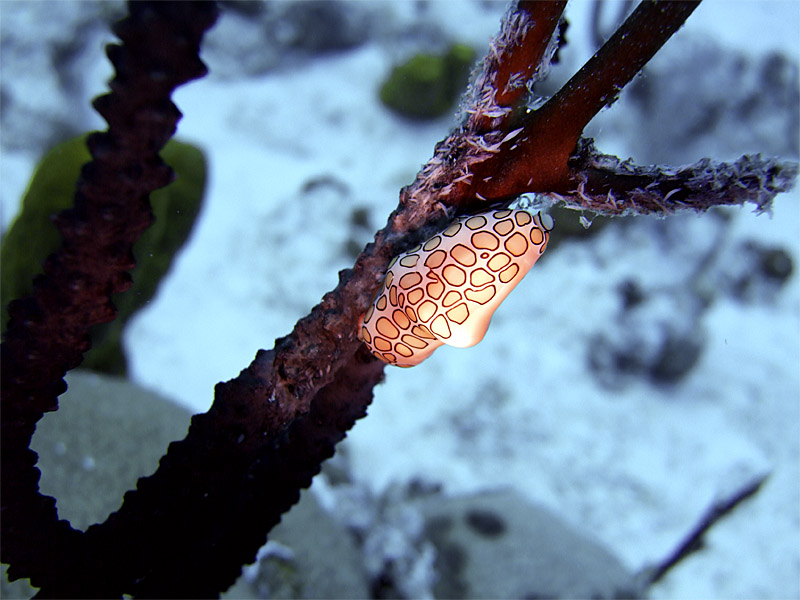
2 2 220 597
639 474 770 587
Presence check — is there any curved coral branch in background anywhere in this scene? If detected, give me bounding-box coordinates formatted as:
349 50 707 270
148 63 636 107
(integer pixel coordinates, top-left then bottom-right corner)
1 2 217 596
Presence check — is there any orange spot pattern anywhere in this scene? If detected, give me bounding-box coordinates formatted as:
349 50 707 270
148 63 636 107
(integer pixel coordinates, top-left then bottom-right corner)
358 209 551 367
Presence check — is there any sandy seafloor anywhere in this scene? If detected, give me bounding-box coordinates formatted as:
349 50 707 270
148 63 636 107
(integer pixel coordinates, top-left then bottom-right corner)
1 1 799 598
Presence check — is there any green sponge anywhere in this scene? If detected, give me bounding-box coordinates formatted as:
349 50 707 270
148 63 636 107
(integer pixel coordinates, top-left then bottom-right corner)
380 43 477 119
1 134 207 374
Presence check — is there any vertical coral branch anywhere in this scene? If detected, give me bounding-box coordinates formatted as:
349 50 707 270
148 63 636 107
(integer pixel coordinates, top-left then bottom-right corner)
457 1 702 203
537 0 701 148
1 2 218 595
469 1 566 133
493 1 566 108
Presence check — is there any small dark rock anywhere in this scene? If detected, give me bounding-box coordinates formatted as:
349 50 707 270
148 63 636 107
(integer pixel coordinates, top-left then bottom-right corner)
650 330 705 383
759 247 793 282
619 279 646 311
464 509 506 538
350 206 371 230
588 291 706 388
417 490 638 599
281 0 370 53
717 240 795 304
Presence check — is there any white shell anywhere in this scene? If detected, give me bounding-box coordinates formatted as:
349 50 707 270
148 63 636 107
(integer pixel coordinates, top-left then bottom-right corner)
359 209 551 367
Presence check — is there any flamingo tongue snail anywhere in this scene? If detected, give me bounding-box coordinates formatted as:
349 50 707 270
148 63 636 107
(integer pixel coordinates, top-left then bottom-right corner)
359 208 553 367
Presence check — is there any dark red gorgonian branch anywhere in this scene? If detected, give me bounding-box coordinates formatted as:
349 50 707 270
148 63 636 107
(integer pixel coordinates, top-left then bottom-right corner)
494 0 797 214
419 1 700 205
475 1 701 198
1 2 388 596
469 1 566 133
535 1 701 156
1 1 218 596
414 0 795 215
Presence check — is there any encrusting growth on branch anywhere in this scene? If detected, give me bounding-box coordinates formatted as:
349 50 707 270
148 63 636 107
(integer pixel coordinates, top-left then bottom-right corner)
558 139 799 216
412 0 796 212
467 1 566 133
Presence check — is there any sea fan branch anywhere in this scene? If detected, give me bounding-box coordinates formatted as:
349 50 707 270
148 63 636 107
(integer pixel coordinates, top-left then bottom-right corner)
556 139 799 216
451 1 702 204
467 1 566 133
1 2 218 596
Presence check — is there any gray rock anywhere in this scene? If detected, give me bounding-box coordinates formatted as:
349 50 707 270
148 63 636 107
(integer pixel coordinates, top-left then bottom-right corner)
227 489 369 599
30 370 193 531
418 490 639 600
6 369 368 599
2 370 192 598
587 288 707 388
712 239 795 304
202 0 376 79
1 565 36 600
